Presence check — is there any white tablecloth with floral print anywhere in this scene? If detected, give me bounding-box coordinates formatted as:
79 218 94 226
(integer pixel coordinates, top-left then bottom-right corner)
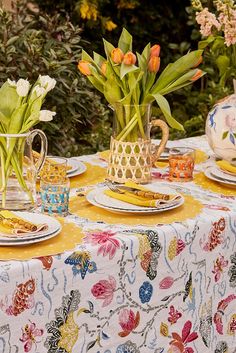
0 136 236 353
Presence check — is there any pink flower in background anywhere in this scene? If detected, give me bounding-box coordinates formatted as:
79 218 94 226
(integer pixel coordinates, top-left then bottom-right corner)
118 309 140 337
196 8 221 37
91 276 116 307
212 254 228 282
84 230 120 259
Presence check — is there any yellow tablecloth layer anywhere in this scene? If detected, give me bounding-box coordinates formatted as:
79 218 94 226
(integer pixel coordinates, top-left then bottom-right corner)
194 172 236 196
0 220 84 261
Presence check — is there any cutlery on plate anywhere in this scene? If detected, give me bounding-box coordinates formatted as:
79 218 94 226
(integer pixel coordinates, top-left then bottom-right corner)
105 181 171 200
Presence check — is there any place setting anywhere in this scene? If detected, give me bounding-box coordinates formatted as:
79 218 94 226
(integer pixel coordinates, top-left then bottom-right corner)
204 160 236 188
85 180 185 215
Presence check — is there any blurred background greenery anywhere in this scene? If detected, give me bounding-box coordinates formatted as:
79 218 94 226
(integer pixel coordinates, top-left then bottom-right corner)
0 0 235 155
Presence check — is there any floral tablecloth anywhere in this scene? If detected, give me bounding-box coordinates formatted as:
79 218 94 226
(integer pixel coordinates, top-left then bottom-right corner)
0 136 236 353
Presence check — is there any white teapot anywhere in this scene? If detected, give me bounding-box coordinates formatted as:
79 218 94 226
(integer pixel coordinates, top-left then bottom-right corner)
205 94 236 166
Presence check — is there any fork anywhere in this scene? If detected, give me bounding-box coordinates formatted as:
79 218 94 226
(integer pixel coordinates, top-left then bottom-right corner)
105 180 170 200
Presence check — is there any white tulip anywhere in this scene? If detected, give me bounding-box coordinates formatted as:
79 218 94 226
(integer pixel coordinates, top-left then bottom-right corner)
16 79 30 97
7 79 16 87
38 75 56 92
39 110 56 121
33 85 46 97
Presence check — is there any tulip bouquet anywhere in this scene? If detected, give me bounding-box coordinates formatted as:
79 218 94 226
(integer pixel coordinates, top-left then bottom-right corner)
0 75 56 207
78 28 205 141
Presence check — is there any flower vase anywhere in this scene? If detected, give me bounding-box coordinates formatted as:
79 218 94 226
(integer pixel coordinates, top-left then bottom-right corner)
107 103 169 183
0 129 47 210
206 92 236 166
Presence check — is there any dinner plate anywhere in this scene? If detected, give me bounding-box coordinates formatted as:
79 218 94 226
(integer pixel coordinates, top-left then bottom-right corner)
204 166 236 188
0 212 62 244
210 166 236 183
86 186 184 214
66 159 87 178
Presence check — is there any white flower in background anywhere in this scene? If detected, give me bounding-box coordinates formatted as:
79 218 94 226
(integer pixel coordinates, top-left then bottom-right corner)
16 79 30 97
33 85 46 97
39 110 56 121
7 79 17 87
39 75 56 92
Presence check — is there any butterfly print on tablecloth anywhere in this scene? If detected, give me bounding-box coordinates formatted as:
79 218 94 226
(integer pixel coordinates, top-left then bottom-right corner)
65 251 97 279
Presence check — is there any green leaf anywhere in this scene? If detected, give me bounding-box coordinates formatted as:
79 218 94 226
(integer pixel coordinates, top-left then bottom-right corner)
152 93 184 130
104 77 122 104
211 36 224 51
8 103 28 133
93 52 106 67
141 43 151 60
216 55 230 76
81 49 93 62
198 35 215 49
0 111 9 127
120 62 139 79
103 39 115 59
0 82 19 118
222 131 229 139
118 28 132 53
87 76 104 93
151 50 203 93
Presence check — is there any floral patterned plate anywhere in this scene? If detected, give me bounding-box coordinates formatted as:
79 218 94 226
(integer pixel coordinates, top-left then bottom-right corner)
204 166 236 188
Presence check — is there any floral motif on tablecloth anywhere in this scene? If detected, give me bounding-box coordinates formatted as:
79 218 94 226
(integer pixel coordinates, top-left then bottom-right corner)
64 251 97 279
228 251 236 288
168 320 198 353
139 281 153 303
213 294 236 335
20 321 43 352
212 254 228 282
44 290 80 353
0 278 35 316
118 309 140 337
84 230 120 259
91 275 116 307
199 299 212 348
200 217 226 252
130 230 162 280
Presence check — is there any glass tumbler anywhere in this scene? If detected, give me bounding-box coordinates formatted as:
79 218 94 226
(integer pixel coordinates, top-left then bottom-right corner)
40 157 70 216
168 147 195 182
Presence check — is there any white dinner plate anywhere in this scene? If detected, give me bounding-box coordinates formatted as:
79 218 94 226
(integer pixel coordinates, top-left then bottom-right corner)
204 166 236 188
66 159 87 178
211 166 236 183
0 212 62 245
86 186 184 214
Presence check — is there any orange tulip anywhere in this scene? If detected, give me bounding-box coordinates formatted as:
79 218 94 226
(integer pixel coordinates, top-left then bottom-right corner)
150 44 160 57
111 48 124 64
123 51 137 65
190 69 203 81
78 60 92 76
193 55 203 68
148 56 160 73
101 61 107 76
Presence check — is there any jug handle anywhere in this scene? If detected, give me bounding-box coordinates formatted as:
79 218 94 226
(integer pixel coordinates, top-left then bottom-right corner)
150 119 169 164
27 129 48 175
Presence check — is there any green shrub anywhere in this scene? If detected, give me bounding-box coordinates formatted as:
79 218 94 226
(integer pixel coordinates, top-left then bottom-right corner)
0 1 111 156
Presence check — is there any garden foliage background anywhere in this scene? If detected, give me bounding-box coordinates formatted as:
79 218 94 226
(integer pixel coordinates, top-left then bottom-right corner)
0 0 235 156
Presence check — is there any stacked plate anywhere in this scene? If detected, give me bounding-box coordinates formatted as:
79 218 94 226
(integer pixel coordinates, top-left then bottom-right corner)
65 158 87 178
204 165 236 188
0 212 62 246
86 185 184 214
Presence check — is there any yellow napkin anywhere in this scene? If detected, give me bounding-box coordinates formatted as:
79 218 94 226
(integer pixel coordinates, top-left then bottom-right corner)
216 160 236 175
0 210 48 237
104 181 181 208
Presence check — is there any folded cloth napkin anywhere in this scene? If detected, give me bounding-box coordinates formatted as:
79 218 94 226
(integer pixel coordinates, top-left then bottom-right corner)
104 181 181 208
0 210 48 237
216 160 236 175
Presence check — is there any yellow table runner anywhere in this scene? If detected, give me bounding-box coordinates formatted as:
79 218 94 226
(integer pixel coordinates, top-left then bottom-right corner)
69 162 106 188
69 194 203 226
194 172 236 196
0 220 84 261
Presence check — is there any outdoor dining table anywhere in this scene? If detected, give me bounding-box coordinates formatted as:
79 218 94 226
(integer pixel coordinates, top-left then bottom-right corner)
0 135 236 353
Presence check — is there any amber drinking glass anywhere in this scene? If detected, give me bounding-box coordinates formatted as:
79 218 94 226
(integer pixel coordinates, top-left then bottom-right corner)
169 147 195 182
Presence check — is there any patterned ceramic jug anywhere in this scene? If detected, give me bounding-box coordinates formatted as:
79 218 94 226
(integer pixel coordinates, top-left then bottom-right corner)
205 94 236 166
